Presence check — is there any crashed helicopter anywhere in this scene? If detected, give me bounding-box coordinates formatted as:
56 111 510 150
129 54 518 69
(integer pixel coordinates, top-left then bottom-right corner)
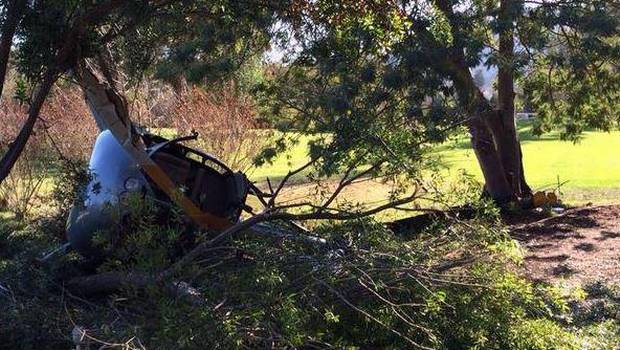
65 128 255 256
49 64 292 260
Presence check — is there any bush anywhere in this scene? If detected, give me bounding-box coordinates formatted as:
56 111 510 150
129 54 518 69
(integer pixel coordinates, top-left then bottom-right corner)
40 85 99 162
168 86 267 171
0 100 46 219
0 86 97 220
3 197 597 350
1 85 99 164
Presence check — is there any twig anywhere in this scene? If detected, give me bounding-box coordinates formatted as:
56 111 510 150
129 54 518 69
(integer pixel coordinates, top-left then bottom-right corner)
267 156 319 208
314 278 434 350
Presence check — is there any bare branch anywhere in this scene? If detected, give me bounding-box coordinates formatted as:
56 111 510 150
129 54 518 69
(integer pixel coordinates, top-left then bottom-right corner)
162 190 420 279
267 156 319 207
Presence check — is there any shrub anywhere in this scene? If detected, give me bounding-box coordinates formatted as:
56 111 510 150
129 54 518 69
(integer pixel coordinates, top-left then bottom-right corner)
49 159 90 225
0 86 97 220
125 79 179 126
3 195 618 349
1 85 98 165
169 86 267 171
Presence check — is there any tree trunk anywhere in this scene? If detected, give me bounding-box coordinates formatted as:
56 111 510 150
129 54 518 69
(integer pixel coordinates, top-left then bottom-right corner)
0 0 27 98
492 0 532 198
0 70 57 183
442 53 514 202
469 114 514 203
434 0 531 204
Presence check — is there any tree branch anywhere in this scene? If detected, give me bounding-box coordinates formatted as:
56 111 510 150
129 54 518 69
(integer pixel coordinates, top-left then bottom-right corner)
0 0 129 185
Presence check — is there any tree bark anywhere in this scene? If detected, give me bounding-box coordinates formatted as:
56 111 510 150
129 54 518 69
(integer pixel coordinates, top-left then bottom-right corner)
469 114 514 202
493 0 532 198
433 0 530 204
0 0 27 99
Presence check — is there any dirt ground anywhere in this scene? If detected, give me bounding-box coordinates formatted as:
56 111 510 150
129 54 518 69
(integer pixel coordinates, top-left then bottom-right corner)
511 205 620 287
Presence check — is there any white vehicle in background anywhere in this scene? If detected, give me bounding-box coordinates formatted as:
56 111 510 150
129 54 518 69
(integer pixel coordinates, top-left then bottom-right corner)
515 112 537 121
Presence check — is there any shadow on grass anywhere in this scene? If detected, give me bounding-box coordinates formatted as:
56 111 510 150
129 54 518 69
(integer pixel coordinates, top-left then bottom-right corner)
436 121 571 153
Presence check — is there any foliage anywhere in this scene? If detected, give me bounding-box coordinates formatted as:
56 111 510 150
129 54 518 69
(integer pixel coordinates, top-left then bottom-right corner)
3 190 610 349
519 2 620 140
254 1 458 180
247 0 620 203
109 0 281 89
49 159 89 224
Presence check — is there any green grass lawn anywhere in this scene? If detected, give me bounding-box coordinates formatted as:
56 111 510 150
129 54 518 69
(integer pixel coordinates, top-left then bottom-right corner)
437 123 620 204
249 123 620 205
245 133 316 182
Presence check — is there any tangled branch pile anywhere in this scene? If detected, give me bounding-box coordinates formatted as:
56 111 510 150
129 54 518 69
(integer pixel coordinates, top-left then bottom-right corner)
2 195 609 349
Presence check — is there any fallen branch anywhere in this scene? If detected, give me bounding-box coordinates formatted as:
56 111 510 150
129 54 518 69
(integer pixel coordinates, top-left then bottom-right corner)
66 271 206 306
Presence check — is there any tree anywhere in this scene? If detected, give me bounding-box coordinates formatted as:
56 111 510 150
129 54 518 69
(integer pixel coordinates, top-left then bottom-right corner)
261 0 619 205
523 2 620 140
2 0 617 207
0 0 136 184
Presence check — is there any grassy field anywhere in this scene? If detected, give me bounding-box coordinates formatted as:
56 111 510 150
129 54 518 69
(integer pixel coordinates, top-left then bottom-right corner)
248 123 620 206
437 123 620 204
245 133 315 182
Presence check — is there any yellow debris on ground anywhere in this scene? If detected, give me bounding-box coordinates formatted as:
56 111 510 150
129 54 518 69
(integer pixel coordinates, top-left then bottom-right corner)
532 191 559 207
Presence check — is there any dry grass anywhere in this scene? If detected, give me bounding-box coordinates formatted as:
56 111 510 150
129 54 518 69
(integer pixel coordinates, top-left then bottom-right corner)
0 100 46 219
0 146 46 220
